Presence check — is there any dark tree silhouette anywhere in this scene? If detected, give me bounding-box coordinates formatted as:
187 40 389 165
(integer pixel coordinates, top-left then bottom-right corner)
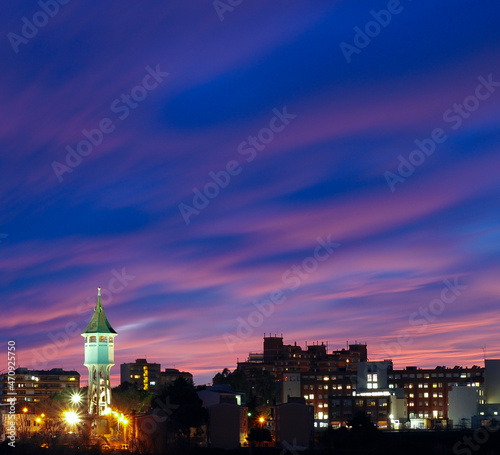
248 427 272 447
112 381 152 414
212 368 250 395
152 377 207 447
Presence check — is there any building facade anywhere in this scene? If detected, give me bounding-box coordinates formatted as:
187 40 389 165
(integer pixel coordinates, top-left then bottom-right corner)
120 359 161 391
389 365 484 421
236 335 488 429
0 367 80 407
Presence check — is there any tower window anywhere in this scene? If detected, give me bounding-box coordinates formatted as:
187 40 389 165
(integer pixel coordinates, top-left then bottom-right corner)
109 337 113 343
90 336 96 343
99 336 107 343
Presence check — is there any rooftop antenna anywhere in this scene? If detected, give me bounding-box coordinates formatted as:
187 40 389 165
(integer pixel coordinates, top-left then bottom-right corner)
482 344 487 362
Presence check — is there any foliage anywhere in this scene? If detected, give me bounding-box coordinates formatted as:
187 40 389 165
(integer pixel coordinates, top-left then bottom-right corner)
152 377 207 446
112 381 153 413
212 368 250 395
247 427 272 447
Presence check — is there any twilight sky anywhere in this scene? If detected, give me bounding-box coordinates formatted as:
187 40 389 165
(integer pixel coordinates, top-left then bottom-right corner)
1 1 500 386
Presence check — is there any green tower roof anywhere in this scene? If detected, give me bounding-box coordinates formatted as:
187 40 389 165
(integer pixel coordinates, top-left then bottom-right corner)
82 288 117 334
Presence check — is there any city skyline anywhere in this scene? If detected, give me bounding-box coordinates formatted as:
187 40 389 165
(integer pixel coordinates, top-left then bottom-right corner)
1 1 500 386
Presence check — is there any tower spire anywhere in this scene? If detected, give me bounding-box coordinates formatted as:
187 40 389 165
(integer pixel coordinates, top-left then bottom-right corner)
82 288 117 417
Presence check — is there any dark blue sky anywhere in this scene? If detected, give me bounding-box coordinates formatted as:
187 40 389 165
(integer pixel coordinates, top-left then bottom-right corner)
1 0 500 384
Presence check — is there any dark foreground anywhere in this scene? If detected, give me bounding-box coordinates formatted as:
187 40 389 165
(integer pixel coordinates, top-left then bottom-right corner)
2 430 500 455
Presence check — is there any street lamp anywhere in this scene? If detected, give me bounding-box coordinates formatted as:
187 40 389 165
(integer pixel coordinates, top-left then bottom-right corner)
63 411 81 425
71 393 82 405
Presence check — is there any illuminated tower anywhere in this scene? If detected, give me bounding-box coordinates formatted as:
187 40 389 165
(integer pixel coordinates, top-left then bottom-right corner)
81 288 117 415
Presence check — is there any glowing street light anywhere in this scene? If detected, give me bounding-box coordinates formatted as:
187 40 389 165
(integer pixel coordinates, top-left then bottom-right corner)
22 407 28 413
71 393 82 405
63 411 81 425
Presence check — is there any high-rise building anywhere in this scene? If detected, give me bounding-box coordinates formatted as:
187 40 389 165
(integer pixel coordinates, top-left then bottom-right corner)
236 335 489 429
81 288 117 415
237 335 367 427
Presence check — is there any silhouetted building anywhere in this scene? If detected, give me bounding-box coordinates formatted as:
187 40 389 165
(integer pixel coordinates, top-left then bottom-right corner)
274 402 314 449
206 403 248 449
160 368 193 387
198 384 246 407
120 359 161 391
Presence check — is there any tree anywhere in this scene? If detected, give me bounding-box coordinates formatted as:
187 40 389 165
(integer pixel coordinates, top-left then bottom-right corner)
112 381 153 414
248 427 272 448
212 368 250 395
152 377 207 448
